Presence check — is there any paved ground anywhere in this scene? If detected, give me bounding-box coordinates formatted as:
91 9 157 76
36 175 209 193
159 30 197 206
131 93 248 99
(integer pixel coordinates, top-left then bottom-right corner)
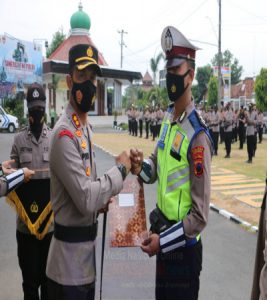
0 131 259 299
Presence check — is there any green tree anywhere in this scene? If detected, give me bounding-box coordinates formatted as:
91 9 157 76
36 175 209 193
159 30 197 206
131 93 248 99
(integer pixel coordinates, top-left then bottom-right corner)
207 76 218 107
192 84 200 101
255 68 267 110
46 27 66 58
150 52 164 85
146 86 169 109
122 85 144 108
211 49 243 84
195 65 212 103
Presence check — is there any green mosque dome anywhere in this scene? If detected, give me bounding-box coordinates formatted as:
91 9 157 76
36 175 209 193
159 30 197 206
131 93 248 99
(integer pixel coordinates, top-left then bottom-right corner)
70 2 91 30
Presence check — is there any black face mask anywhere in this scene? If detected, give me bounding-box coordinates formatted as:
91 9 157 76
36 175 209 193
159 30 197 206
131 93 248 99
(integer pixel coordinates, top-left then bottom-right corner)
28 109 45 140
166 69 191 102
71 80 96 113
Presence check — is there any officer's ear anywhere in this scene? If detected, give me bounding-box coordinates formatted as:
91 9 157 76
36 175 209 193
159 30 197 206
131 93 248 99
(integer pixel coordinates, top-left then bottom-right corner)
66 74 73 90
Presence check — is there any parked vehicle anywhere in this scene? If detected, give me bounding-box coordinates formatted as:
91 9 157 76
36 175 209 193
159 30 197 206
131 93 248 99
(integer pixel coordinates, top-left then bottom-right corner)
0 105 19 133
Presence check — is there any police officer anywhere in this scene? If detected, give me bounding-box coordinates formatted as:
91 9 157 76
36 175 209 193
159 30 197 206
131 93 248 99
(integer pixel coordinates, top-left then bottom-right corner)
210 105 220 155
0 160 34 196
223 103 233 158
138 107 144 138
10 83 53 299
144 106 151 139
126 106 133 135
130 26 212 300
245 103 257 163
258 109 264 144
46 44 131 300
238 106 246 149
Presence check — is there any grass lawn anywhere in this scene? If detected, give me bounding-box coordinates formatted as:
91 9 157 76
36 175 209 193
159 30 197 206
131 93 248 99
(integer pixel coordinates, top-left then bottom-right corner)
93 132 267 181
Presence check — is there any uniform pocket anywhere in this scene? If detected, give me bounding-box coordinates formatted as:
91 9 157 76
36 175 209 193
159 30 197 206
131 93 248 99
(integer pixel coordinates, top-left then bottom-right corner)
19 153 32 165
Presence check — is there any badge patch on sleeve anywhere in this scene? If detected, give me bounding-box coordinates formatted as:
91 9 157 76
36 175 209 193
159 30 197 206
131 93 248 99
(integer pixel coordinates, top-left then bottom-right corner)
191 146 204 177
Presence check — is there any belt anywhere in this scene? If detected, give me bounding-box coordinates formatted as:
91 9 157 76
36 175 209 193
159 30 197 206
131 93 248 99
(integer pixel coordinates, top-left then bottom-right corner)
54 221 98 243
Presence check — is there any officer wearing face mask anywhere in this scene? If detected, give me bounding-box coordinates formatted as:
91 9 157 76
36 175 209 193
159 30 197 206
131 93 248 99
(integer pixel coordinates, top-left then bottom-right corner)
46 44 131 300
130 26 213 300
9 83 53 300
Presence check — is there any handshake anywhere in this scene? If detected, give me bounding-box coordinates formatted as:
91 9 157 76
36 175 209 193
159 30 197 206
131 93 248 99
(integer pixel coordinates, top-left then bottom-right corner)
115 148 144 178
1 160 35 182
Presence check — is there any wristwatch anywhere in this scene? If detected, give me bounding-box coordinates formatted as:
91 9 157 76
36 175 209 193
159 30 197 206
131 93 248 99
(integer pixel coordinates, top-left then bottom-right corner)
117 163 127 180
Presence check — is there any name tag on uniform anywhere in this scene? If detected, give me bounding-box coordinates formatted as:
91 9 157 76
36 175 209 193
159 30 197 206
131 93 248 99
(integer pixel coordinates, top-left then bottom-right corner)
171 131 184 154
157 123 169 150
170 131 184 161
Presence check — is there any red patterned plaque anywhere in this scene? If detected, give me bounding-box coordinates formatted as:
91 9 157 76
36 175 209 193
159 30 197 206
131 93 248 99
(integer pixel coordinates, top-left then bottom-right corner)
109 176 148 247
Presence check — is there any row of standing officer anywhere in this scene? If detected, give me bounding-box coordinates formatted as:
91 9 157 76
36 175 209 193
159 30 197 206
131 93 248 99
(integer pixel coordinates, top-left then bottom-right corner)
200 103 263 163
126 106 165 140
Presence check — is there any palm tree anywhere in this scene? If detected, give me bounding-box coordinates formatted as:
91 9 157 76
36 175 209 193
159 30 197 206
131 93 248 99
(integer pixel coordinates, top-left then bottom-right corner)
150 52 164 86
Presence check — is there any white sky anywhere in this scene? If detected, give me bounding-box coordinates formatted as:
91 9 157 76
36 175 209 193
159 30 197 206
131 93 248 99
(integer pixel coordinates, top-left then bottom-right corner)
1 0 267 79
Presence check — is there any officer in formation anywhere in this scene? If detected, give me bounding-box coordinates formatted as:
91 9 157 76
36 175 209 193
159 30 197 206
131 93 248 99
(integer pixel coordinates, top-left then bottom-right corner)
130 26 213 300
127 105 165 140
46 44 131 300
138 107 144 138
209 105 220 156
237 106 246 149
258 109 264 144
144 106 151 139
223 102 233 158
0 160 34 197
245 103 258 163
10 83 53 300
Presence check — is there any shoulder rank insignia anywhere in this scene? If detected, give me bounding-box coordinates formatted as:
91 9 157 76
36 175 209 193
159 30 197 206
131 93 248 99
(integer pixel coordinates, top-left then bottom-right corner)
59 129 74 139
191 146 204 177
195 111 207 129
81 139 87 149
72 113 81 128
75 130 82 137
178 111 187 123
86 166 91 176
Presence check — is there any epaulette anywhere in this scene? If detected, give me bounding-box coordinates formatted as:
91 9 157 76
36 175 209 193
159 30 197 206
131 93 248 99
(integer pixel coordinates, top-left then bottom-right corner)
19 126 27 132
188 110 208 131
58 129 74 139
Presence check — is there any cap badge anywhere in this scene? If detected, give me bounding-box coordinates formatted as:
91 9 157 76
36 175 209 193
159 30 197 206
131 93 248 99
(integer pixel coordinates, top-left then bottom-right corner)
76 90 83 104
32 89 39 98
164 28 173 51
87 47 93 58
171 84 176 93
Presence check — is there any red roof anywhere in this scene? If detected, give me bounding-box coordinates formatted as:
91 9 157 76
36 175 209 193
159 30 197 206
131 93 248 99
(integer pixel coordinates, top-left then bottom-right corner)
48 34 108 66
143 71 153 82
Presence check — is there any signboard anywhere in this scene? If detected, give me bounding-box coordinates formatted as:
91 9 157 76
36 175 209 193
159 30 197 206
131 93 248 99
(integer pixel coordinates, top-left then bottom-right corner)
0 34 43 98
213 66 231 78
213 66 231 100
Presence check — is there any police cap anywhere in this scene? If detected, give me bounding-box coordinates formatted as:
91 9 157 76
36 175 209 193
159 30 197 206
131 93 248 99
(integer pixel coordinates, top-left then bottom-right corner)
69 44 102 76
161 26 200 69
26 83 46 109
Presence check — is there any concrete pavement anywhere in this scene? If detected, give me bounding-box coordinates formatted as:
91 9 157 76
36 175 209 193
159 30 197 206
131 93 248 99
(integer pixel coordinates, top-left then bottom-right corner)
0 131 257 300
